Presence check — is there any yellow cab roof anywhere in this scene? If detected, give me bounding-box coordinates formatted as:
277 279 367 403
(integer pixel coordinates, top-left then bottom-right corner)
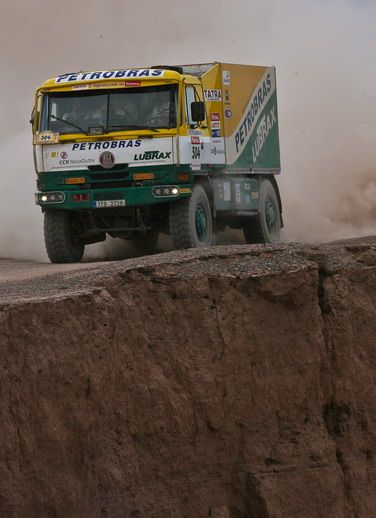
37 65 216 91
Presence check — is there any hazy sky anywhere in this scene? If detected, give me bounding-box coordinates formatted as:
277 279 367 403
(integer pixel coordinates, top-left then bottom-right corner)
1 0 375 260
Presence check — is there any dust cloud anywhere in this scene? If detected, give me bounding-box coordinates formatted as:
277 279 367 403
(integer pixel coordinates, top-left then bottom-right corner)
1 0 375 260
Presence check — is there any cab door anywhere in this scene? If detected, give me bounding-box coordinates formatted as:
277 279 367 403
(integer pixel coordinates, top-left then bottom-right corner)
180 83 210 171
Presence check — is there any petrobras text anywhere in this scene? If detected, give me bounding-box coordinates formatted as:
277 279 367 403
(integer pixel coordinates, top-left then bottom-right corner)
55 69 166 83
252 106 277 163
234 70 274 154
71 140 141 151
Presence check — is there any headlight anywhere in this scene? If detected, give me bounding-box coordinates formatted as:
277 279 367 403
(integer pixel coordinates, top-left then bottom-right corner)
36 192 65 204
152 185 180 198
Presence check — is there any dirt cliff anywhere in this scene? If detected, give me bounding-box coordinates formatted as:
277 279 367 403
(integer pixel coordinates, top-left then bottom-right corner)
1 241 376 517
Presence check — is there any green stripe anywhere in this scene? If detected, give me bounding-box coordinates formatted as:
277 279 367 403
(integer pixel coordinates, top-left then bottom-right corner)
231 92 280 170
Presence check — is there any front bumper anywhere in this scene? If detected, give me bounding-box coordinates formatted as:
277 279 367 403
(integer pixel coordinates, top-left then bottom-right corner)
35 184 192 210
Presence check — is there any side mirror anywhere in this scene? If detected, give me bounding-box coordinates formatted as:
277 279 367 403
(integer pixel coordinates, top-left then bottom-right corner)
30 108 35 125
191 101 205 122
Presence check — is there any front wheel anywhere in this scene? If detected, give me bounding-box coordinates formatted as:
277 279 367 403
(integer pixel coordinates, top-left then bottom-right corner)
44 210 85 263
169 184 213 249
243 179 281 244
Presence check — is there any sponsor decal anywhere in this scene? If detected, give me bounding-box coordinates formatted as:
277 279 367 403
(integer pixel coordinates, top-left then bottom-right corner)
66 177 86 185
191 136 200 144
223 182 231 201
188 129 203 136
133 172 155 180
73 82 126 90
72 84 90 90
251 106 277 162
211 112 222 133
225 109 232 118
204 89 222 101
210 146 225 155
235 183 241 204
71 140 141 151
99 151 116 168
45 138 173 170
222 70 231 85
134 150 171 161
234 71 273 154
59 158 95 166
125 81 141 87
210 112 220 122
55 69 165 83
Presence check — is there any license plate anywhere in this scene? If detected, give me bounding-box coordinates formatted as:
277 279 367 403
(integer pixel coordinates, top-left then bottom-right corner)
94 199 126 208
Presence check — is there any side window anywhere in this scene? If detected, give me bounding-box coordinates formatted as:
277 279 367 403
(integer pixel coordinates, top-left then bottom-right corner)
40 96 49 131
185 85 197 126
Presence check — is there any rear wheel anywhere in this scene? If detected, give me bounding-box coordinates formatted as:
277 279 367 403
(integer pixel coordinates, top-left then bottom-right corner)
170 184 213 248
243 179 281 244
44 210 85 263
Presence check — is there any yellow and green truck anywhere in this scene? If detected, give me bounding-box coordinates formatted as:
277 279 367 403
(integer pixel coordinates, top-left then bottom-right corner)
32 62 282 263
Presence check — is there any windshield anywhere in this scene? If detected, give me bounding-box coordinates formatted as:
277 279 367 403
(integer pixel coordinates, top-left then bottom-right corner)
40 84 178 135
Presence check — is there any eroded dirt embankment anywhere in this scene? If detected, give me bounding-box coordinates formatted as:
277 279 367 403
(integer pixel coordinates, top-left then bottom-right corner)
1 242 376 518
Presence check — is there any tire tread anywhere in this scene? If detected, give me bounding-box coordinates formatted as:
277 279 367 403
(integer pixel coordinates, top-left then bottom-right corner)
243 215 266 244
169 184 212 248
169 198 193 248
44 211 84 263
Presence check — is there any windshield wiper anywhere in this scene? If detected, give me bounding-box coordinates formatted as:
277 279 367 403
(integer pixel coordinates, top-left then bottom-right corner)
50 114 88 135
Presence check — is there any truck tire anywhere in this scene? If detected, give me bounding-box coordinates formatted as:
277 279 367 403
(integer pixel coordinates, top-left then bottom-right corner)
44 210 85 263
243 179 281 243
170 184 213 248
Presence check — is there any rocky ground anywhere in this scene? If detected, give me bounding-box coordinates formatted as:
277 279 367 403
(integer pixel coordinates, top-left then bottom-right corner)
1 238 376 517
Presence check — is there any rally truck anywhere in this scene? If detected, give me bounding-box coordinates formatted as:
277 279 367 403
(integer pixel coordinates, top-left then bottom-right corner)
31 62 282 263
